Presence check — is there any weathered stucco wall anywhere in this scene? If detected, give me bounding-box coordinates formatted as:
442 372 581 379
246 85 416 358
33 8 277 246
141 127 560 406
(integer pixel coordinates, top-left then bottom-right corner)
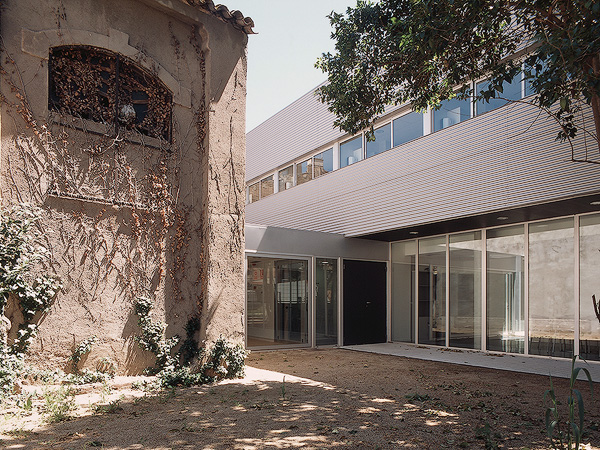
0 0 246 373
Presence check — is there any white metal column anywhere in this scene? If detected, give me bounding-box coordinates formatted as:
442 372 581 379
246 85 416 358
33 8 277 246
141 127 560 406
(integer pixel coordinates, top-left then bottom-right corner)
574 215 580 356
481 229 487 352
445 234 450 348
524 224 530 355
414 240 420 344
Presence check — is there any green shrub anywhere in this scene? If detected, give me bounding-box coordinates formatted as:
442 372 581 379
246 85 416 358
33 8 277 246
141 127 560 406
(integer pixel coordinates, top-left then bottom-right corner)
0 344 24 398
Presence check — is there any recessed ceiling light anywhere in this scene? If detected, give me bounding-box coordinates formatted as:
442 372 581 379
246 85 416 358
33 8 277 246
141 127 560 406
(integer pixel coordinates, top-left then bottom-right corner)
497 216 509 220
590 201 600 206
409 231 419 235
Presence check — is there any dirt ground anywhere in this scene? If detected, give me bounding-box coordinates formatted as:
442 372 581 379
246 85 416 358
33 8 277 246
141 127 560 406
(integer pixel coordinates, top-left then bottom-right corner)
1 348 599 449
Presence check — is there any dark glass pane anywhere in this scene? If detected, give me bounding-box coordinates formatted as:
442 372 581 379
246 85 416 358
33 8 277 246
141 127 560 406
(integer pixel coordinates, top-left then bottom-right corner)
393 112 423 147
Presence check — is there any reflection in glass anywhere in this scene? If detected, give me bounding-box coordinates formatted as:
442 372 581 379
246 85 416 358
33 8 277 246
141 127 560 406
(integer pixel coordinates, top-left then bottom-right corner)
314 148 333 178
393 112 423 147
296 159 312 185
248 182 259 204
246 257 309 347
529 218 574 357
449 232 482 349
260 175 274 198
315 258 338 346
476 75 522 115
278 166 293 192
391 241 416 342
487 226 525 353
340 136 363 168
366 123 391 158
580 214 600 361
418 237 446 345
433 97 471 131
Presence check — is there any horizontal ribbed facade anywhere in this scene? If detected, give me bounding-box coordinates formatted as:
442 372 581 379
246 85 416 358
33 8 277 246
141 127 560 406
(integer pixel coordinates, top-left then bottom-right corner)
246 101 600 237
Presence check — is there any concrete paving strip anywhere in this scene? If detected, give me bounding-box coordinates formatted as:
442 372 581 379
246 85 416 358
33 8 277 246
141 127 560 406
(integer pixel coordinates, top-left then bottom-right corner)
344 342 600 381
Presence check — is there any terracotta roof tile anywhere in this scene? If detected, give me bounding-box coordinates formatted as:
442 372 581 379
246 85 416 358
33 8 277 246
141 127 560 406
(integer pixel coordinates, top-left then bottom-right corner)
183 0 255 34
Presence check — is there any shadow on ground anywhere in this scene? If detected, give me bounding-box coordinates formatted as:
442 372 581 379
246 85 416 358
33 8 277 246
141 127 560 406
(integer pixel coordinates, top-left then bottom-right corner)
1 348 598 449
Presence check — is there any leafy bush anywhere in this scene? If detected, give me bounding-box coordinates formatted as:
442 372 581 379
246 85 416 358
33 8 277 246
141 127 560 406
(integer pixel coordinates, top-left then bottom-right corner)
133 297 179 373
69 335 96 372
0 344 24 398
0 204 61 355
42 385 76 423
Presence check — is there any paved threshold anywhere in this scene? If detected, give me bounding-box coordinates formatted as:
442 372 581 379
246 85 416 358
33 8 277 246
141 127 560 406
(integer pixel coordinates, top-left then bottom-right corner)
343 342 600 381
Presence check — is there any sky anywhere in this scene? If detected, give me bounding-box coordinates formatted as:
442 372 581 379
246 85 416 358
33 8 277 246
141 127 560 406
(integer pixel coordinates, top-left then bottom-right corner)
221 1 358 132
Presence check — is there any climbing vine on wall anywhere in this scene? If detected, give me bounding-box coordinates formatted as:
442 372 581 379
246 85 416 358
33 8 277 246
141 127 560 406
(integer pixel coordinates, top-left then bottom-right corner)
0 19 208 325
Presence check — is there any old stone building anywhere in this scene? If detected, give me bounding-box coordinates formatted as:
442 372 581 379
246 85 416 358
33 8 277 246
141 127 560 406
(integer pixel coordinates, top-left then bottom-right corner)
0 0 251 372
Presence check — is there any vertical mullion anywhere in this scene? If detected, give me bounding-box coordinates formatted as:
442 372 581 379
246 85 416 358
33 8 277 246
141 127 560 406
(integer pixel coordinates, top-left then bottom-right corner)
524 223 530 355
481 228 487 352
415 240 420 344
338 257 343 347
574 215 580 356
387 244 392 343
446 234 450 348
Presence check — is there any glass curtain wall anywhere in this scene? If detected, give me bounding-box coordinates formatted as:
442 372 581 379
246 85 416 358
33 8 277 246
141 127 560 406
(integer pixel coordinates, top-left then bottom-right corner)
528 218 574 357
486 225 525 353
449 232 482 349
418 237 446 345
580 214 600 360
246 257 309 347
391 241 416 342
315 258 338 346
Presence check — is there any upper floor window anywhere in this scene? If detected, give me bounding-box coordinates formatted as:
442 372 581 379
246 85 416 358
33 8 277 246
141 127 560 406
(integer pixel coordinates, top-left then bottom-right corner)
366 123 392 158
476 74 523 116
340 136 363 168
393 111 423 147
433 97 471 131
49 46 172 141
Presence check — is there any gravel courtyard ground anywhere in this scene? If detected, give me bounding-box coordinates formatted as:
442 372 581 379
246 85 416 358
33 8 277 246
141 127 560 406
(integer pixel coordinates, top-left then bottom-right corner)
1 348 599 449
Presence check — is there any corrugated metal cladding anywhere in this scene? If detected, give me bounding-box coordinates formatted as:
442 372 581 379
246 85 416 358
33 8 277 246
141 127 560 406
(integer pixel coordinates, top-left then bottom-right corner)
245 82 401 182
245 83 343 182
245 102 600 238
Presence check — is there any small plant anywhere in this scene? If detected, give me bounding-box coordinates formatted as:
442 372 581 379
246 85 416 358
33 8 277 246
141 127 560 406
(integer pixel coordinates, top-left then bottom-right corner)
96 357 117 375
544 356 594 450
179 316 201 366
475 421 500 450
281 376 286 400
43 385 77 423
69 336 96 372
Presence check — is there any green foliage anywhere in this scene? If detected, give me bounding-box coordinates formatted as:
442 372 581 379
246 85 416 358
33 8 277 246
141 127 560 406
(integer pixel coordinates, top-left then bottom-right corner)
0 204 61 354
96 357 117 375
69 335 96 372
179 316 201 366
42 385 77 423
133 298 248 388
475 421 500 450
0 344 24 398
316 0 600 148
133 297 179 373
156 337 248 388
544 356 594 449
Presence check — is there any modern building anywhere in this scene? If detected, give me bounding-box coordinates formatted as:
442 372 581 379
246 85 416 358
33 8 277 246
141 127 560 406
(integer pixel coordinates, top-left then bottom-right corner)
244 75 600 363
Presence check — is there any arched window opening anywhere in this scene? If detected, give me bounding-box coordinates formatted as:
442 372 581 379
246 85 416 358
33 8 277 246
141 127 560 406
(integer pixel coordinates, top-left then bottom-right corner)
49 46 172 141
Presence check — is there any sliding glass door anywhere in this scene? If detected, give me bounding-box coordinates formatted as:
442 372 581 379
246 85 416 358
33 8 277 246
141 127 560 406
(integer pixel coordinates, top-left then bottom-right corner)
246 257 309 347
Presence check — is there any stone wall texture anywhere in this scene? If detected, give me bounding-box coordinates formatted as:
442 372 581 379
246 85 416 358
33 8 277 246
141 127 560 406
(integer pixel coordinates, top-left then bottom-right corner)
0 0 247 373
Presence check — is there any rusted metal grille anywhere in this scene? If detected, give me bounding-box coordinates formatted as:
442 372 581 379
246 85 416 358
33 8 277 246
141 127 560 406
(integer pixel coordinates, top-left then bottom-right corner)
49 46 172 141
